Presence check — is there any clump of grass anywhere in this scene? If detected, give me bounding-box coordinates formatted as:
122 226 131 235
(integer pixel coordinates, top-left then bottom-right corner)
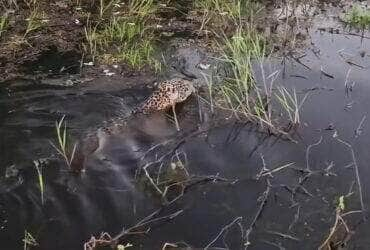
84 20 98 61
345 5 370 29
24 0 38 8
100 17 144 45
24 8 47 36
127 0 157 18
99 17 159 69
195 0 254 20
275 86 309 126
0 15 8 39
207 27 307 132
195 0 262 31
50 116 77 169
23 230 38 250
83 0 160 70
5 0 18 9
99 0 120 19
212 29 276 128
221 29 265 90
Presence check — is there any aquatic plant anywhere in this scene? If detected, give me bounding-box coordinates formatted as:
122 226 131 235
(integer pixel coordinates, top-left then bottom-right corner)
206 27 307 132
23 230 38 250
275 86 309 126
345 5 370 29
210 29 275 129
50 115 77 169
33 160 45 205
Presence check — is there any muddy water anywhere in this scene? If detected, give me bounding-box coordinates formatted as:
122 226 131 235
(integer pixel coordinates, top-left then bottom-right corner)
1 23 370 250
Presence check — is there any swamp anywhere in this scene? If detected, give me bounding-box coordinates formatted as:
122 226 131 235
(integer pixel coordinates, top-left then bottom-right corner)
1 0 370 249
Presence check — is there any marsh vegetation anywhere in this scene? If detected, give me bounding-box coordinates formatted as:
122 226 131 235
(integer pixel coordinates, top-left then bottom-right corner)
1 1 370 250
345 4 370 29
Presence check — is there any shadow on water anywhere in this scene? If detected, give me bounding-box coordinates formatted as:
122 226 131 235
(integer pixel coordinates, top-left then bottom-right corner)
2 20 370 250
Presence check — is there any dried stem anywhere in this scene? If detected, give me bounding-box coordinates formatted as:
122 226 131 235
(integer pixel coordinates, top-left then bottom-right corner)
244 179 271 249
336 137 366 216
204 217 243 249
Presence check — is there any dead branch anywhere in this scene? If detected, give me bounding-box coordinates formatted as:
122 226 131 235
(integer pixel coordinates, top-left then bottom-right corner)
318 208 341 250
265 230 300 241
84 209 184 249
335 137 366 217
244 179 271 249
204 217 243 249
288 205 300 231
305 136 323 171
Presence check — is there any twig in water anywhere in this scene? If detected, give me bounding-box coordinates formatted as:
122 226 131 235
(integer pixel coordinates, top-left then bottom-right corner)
204 217 243 249
23 230 38 250
256 154 271 179
140 139 173 161
244 179 271 249
258 162 295 179
289 74 308 79
297 185 314 197
344 101 355 110
320 66 334 79
265 230 300 241
344 69 352 97
288 205 300 231
288 52 311 70
335 137 366 218
354 115 366 138
279 183 313 207
341 210 363 217
318 207 341 250
345 59 364 69
84 209 184 249
323 161 337 177
33 160 45 205
261 240 285 250
318 196 356 250
296 136 324 184
305 136 323 171
162 242 191 250
143 162 163 195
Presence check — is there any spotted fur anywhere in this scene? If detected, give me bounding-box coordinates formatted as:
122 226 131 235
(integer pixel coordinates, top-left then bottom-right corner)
138 78 195 114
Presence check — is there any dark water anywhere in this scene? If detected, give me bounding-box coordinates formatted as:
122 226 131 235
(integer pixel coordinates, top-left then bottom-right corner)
1 21 370 250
